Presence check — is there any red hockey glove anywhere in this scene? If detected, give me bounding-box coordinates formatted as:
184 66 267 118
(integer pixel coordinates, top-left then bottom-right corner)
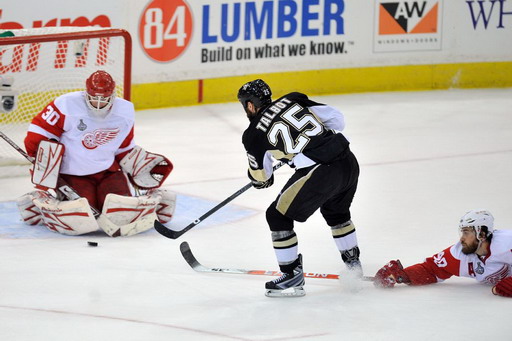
492 277 512 297
374 260 411 288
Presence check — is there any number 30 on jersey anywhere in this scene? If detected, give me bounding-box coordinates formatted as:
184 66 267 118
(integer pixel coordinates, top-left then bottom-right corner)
41 105 60 126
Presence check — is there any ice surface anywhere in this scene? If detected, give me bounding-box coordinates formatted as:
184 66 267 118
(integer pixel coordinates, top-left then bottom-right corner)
1 88 511 340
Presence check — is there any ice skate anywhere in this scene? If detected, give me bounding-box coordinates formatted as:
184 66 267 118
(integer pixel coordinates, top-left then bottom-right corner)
265 254 305 297
340 246 364 292
341 246 363 277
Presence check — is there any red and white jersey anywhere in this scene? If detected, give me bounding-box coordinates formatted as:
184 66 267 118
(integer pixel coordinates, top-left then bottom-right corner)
25 91 135 176
419 230 512 285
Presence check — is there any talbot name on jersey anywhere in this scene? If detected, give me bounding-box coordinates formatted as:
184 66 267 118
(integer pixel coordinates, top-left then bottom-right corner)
256 98 291 132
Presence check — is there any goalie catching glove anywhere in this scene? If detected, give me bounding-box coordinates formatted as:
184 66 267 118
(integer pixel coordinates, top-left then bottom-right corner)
120 145 173 189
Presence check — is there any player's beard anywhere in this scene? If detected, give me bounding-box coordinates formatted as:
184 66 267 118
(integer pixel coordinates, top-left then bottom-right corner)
461 239 479 254
244 107 256 121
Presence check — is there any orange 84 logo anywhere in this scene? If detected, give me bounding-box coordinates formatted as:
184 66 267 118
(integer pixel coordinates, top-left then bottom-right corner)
139 0 193 62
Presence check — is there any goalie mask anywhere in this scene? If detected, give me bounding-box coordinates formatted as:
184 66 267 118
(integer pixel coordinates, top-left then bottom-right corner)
85 70 115 118
458 209 494 241
237 79 272 118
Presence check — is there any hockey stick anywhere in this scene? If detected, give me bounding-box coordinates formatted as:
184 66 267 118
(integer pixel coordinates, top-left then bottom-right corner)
0 131 100 217
180 241 375 281
154 162 285 240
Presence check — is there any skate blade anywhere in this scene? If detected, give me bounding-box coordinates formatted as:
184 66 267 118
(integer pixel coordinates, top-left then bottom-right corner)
265 286 306 298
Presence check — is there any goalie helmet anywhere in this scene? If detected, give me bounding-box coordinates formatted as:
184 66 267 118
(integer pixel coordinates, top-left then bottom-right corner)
459 209 494 241
237 79 272 110
85 70 115 118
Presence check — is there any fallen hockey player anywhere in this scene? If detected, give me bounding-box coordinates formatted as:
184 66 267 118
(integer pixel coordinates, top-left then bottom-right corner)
373 209 512 298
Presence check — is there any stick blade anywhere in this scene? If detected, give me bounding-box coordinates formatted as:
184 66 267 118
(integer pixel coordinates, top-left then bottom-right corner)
180 241 208 271
154 220 182 239
178 241 375 281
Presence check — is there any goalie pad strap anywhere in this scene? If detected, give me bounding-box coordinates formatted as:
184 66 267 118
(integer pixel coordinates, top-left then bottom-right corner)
153 187 177 224
32 140 65 189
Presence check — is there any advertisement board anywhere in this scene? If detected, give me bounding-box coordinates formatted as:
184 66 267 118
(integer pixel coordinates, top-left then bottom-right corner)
1 0 511 107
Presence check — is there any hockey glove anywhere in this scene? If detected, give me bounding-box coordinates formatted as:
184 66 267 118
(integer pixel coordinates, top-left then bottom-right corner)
251 174 274 189
492 277 512 297
120 146 173 189
374 260 411 288
31 140 65 190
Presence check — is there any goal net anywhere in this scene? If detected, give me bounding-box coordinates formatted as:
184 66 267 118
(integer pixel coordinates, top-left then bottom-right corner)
0 27 131 177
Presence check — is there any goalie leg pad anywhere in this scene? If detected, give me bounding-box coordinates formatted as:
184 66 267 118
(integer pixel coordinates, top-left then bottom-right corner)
16 190 48 225
32 195 99 235
32 140 65 189
150 187 177 224
120 145 173 189
98 193 158 237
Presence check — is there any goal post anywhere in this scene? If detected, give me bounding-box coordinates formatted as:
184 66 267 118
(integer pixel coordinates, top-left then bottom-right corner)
0 27 132 176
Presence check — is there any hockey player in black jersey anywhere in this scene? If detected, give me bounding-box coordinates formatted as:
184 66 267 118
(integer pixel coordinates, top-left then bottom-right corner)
238 79 362 297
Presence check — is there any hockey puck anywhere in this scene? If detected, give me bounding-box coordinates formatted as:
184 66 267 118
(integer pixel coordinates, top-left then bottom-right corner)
87 241 98 247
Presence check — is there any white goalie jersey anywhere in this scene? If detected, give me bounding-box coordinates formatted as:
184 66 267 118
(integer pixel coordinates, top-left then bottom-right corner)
25 91 135 176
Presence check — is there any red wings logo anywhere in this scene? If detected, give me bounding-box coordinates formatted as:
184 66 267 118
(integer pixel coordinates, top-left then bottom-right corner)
484 264 510 285
82 128 120 149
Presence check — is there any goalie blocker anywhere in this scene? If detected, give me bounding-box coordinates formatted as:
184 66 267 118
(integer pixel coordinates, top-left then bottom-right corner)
31 140 64 189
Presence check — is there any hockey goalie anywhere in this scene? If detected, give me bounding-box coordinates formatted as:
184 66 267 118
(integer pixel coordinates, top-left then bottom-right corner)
16 70 176 237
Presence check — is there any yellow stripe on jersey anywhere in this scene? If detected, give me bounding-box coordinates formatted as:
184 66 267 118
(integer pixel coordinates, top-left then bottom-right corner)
276 164 320 215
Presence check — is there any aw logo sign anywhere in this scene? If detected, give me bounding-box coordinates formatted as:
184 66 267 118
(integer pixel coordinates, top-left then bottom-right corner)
373 0 442 52
139 0 193 62
379 1 438 34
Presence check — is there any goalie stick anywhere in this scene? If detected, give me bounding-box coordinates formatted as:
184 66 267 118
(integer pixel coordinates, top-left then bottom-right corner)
180 241 375 281
0 131 100 217
154 162 285 240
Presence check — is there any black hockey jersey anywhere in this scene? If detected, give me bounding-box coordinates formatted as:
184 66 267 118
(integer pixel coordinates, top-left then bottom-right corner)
242 92 350 182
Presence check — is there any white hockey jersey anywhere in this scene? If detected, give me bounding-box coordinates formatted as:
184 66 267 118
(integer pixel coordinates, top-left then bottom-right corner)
418 230 512 285
25 91 135 176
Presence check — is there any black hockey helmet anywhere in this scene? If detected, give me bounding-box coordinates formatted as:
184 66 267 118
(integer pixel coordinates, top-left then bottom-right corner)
237 79 272 110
